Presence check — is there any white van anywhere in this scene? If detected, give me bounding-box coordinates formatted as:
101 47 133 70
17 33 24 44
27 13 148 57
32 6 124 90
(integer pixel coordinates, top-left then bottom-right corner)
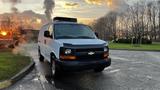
38 17 111 75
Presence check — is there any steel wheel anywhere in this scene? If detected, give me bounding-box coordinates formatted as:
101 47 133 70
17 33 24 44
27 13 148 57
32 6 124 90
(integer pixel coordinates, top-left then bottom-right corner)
51 61 56 75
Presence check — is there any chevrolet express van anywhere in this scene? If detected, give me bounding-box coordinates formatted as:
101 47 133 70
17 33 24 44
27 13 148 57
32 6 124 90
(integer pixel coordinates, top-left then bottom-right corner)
38 17 111 75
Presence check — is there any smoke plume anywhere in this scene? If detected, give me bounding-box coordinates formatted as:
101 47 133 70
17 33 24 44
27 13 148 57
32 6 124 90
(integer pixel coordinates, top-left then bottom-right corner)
2 0 21 13
44 0 55 21
2 0 21 5
11 7 19 13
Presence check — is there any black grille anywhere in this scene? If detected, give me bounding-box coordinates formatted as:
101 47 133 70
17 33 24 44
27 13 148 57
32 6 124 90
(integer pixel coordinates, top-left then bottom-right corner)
77 54 103 61
75 48 104 61
75 48 103 52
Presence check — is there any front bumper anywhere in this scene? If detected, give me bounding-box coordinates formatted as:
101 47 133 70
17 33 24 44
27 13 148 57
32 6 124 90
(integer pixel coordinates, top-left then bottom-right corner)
55 58 111 71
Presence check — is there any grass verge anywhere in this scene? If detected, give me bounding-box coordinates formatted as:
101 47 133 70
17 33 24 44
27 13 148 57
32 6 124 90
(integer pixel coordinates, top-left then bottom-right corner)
109 42 160 51
0 80 11 89
0 51 31 81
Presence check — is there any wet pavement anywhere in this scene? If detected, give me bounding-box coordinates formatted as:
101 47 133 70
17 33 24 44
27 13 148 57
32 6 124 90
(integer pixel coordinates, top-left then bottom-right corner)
5 44 160 90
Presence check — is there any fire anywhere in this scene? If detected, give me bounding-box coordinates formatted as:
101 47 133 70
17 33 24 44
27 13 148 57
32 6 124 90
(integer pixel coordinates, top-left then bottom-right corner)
0 31 7 36
36 18 42 24
107 0 113 7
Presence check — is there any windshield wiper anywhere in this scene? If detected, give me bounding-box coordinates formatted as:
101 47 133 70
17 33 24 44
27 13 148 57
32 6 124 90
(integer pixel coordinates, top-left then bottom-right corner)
56 36 76 39
76 36 95 39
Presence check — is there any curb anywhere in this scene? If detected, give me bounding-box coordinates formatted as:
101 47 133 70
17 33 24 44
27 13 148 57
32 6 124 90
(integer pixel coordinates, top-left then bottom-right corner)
0 58 35 90
110 49 160 52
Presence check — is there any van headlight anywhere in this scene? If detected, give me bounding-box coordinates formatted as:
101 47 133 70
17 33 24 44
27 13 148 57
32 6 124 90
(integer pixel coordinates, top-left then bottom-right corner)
104 46 109 52
60 48 76 60
65 49 72 55
60 47 73 55
104 46 109 59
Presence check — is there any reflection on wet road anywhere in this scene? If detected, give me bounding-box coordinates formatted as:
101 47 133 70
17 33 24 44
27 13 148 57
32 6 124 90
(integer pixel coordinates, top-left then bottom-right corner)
5 44 160 90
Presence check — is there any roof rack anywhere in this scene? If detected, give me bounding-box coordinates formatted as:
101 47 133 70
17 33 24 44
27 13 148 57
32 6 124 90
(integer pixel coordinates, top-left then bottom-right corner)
53 17 77 22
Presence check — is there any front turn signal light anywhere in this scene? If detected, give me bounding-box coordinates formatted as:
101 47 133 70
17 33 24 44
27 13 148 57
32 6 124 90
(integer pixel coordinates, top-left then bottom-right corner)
60 55 76 60
104 52 109 58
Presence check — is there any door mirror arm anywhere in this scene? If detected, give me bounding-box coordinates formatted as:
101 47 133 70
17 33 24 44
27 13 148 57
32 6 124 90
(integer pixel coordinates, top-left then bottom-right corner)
95 32 99 38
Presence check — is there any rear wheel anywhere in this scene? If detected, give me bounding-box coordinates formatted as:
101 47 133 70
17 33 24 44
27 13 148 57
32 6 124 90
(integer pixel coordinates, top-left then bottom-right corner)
94 67 105 72
38 47 44 62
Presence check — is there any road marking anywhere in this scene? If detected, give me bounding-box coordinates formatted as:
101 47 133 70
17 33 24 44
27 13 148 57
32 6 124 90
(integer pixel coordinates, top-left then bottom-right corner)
146 75 152 79
111 56 130 61
37 73 47 90
32 77 39 81
104 66 113 71
19 85 22 90
109 69 120 73
146 52 160 59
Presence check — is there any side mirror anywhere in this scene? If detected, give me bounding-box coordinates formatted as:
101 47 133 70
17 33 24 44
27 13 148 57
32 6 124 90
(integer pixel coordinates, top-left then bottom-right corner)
44 31 50 38
95 32 99 38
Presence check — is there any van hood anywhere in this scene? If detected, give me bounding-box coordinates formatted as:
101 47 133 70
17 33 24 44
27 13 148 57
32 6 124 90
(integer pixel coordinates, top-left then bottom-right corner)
55 39 107 46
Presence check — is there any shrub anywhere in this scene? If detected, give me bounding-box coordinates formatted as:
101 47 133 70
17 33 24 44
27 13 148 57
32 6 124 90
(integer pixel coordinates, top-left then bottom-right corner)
114 38 152 44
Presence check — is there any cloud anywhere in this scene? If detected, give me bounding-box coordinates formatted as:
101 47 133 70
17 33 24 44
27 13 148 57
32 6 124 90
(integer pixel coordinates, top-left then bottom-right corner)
84 0 128 13
106 0 127 11
65 3 79 7
84 0 127 7
84 0 102 5
63 2 79 9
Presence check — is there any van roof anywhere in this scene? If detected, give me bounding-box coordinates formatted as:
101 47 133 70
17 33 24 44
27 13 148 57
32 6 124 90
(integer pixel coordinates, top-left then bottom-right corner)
53 17 77 22
42 21 82 27
53 21 78 25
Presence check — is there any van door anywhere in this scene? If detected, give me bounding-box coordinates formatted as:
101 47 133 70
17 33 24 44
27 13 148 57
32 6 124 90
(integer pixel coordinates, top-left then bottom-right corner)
38 26 46 57
45 24 54 61
41 25 50 59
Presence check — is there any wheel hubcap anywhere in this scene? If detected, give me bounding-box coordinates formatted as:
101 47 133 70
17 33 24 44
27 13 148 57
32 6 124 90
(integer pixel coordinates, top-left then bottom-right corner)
51 62 55 75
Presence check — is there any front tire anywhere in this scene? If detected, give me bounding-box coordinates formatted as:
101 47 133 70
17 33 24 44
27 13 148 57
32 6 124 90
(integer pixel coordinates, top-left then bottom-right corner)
51 60 56 76
50 53 62 77
38 47 44 62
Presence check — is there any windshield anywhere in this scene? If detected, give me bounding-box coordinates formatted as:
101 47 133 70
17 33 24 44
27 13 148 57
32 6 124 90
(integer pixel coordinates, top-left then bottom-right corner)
54 24 96 39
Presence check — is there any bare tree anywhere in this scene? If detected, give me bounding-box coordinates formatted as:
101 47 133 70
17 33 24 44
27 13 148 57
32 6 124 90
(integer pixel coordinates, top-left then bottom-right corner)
91 0 160 42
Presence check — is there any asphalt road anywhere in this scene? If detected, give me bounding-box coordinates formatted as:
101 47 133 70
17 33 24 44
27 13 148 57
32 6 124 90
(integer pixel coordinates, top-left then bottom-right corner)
5 44 160 90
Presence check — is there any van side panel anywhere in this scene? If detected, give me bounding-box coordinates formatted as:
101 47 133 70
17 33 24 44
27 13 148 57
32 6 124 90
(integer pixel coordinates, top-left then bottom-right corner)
38 26 45 56
38 24 50 62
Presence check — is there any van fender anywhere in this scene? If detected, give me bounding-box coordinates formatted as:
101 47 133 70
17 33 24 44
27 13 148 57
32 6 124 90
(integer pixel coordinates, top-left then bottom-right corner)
50 52 57 62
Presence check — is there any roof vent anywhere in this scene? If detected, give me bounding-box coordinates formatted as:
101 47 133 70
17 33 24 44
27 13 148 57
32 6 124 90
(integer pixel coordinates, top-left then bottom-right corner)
53 17 77 22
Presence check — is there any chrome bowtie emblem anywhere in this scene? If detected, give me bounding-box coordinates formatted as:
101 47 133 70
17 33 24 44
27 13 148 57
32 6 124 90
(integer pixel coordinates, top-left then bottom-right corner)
88 52 95 55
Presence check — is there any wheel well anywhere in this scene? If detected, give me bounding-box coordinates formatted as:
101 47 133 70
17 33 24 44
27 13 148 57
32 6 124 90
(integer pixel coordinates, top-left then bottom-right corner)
38 46 40 51
50 52 56 60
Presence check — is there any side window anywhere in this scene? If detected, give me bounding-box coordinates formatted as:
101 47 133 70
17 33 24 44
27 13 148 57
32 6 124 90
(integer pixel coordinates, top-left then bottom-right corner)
40 24 49 38
48 24 53 36
44 25 49 31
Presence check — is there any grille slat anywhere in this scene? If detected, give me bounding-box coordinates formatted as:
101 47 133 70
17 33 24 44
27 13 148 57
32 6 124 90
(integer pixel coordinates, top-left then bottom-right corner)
74 48 104 61
76 48 103 52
